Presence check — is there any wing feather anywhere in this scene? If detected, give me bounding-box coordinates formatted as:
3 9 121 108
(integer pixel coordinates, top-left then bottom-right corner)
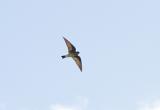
63 37 76 52
73 56 82 72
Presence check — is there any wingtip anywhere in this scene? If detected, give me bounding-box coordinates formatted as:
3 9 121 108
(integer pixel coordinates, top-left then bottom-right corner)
80 68 82 72
62 36 66 40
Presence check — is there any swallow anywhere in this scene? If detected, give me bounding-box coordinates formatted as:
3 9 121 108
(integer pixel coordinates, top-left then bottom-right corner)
61 37 82 72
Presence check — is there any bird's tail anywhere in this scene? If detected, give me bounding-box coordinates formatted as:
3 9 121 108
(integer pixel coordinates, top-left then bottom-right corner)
61 55 66 59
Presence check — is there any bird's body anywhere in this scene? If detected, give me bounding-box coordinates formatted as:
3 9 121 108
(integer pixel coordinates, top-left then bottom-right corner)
62 51 79 58
61 37 82 72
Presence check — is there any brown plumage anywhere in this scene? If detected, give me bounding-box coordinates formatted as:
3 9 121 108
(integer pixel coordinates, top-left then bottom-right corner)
62 37 82 72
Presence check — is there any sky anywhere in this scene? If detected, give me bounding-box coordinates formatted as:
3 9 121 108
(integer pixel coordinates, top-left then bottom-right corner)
0 0 160 110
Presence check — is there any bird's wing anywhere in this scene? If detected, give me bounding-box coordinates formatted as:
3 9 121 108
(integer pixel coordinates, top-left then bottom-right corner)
72 56 82 72
63 37 76 52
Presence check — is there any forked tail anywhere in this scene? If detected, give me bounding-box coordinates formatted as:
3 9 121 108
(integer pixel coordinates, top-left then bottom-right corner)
61 55 66 59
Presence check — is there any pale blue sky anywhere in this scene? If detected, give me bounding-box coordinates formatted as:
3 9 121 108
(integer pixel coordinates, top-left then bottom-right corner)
0 0 160 110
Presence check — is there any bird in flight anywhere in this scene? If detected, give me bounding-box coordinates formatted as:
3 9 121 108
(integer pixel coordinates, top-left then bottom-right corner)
61 37 82 72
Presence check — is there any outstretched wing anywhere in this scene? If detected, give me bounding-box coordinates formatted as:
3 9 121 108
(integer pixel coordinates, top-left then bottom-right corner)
63 37 76 52
73 56 82 72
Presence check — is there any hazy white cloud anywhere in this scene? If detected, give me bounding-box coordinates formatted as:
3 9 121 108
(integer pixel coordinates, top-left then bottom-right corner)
50 96 88 110
138 100 160 110
0 97 88 110
50 104 77 110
